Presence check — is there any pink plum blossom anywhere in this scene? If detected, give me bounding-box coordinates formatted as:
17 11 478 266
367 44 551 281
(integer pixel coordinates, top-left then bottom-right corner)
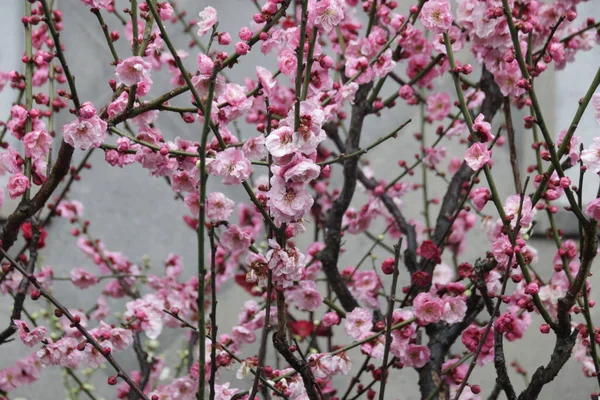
206 192 235 222
13 320 46 347
7 173 30 199
197 6 218 37
413 292 444 325
206 148 251 185
62 115 107 150
115 56 152 87
464 142 491 171
420 0 453 33
344 307 373 340
585 198 600 221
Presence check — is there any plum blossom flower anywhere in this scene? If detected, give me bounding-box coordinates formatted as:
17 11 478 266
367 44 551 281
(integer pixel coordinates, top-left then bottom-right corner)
581 137 600 173
62 115 107 150
286 281 323 311
267 240 305 287
115 56 152 87
310 0 344 33
265 126 299 158
585 198 600 221
413 292 444 325
442 296 467 324
464 142 490 171
220 224 251 252
401 344 430 368
420 0 453 33
344 307 373 340
592 93 600 125
13 320 46 347
206 192 235 222
22 129 52 160
124 294 165 340
7 173 30 199
503 194 534 227
80 0 111 9
206 148 251 185
267 175 314 223
70 267 99 289
470 187 490 211
426 92 451 121
197 6 217 37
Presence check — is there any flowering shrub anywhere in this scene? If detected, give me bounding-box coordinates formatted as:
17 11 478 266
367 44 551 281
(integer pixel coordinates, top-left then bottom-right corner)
0 0 599 399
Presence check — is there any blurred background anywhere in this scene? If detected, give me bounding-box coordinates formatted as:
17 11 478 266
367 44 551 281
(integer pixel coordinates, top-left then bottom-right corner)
1 0 600 399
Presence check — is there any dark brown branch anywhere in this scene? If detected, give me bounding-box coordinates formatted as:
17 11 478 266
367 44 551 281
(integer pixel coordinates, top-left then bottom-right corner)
504 97 522 194
319 83 372 312
249 271 273 400
494 330 517 400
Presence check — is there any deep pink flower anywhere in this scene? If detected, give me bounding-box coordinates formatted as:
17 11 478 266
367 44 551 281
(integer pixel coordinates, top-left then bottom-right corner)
321 312 341 327
420 0 453 33
13 320 46 347
7 173 30 199
278 49 298 76
464 142 491 171
344 307 373 340
22 129 52 160
413 292 444 325
197 6 218 37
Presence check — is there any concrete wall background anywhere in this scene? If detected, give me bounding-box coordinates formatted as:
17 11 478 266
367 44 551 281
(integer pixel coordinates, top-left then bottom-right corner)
0 0 599 399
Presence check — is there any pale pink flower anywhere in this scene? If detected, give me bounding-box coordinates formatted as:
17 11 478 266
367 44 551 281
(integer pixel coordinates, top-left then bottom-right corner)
197 6 218 37
265 126 299 158
220 224 251 252
442 296 467 324
115 56 152 87
432 263 455 285
413 292 444 325
592 93 600 125
469 187 490 211
464 142 490 171
281 158 321 184
420 0 453 33
206 192 235 222
503 194 534 227
256 66 276 96
221 83 249 108
13 320 46 347
22 129 52 160
344 307 373 340
585 198 600 221
267 240 305 288
231 325 256 344
56 200 84 219
401 344 430 368
310 0 344 33
124 294 165 340
206 148 251 185
70 267 99 289
581 137 600 173
426 92 451 121
62 116 107 150
286 281 323 311
213 383 239 400
267 175 314 223
7 173 30 199
492 234 514 267
242 135 267 160
80 0 111 9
